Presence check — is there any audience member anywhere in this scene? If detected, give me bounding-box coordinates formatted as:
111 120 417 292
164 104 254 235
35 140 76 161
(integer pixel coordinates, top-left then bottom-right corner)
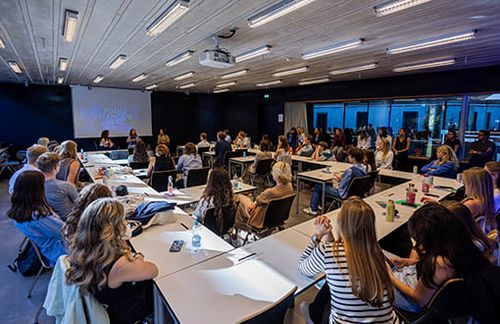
311 141 332 161
375 138 394 170
357 130 371 150
376 127 392 148
299 198 397 324
99 130 114 149
313 127 329 146
37 152 78 221
274 135 291 164
157 128 170 146
8 171 66 266
8 144 48 194
66 198 158 323
392 128 410 170
233 131 250 148
468 130 496 167
126 128 141 150
176 142 202 188
214 131 232 167
332 128 345 148
146 144 175 177
128 140 150 164
56 140 81 188
421 145 458 178
367 123 376 148
245 140 273 177
37 137 50 147
197 132 211 148
484 161 500 214
224 129 232 143
286 127 299 151
296 135 314 157
363 150 377 173
443 129 461 156
297 127 306 146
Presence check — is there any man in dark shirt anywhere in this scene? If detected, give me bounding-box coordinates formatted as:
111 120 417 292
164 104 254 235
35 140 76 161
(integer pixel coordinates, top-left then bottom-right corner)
214 131 232 167
443 129 461 157
468 130 496 167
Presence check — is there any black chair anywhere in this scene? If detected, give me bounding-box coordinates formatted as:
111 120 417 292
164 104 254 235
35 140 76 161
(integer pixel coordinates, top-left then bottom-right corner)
242 194 296 245
326 175 372 212
203 201 239 237
129 161 150 170
367 170 380 194
197 147 211 167
224 150 245 167
150 169 177 192
27 239 53 324
249 158 274 188
186 167 210 187
236 286 297 324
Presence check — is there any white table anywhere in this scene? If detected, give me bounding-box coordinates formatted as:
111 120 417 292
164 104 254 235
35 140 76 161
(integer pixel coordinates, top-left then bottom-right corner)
228 156 255 178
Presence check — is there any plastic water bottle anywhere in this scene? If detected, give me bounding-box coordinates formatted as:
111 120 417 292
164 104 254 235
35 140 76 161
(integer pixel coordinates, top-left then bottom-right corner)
191 220 202 253
103 167 110 185
233 174 239 190
80 148 84 160
167 175 174 194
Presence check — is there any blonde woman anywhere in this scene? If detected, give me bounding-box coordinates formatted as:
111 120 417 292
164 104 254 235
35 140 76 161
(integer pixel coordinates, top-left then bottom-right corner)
462 167 497 233
146 144 175 177
421 145 458 178
235 161 293 229
66 198 158 323
299 197 397 323
56 140 81 187
375 138 394 170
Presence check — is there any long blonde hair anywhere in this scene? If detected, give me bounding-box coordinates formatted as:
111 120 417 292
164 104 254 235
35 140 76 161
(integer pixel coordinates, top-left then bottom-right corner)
66 198 132 293
60 140 77 160
436 145 458 164
334 197 394 307
463 167 497 231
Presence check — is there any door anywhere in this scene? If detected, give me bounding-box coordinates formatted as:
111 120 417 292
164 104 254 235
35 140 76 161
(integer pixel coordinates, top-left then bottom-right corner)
316 113 327 132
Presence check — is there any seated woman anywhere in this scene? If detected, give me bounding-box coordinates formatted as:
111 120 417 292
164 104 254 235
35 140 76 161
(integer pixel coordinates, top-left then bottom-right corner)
8 171 66 266
484 161 500 214
56 140 82 188
176 142 202 188
66 198 158 323
235 162 293 229
157 128 170 146
126 128 141 150
99 130 115 149
243 139 273 181
233 131 250 149
421 145 458 178
274 135 292 165
375 138 394 170
197 132 211 148
299 198 397 324
363 149 377 173
388 203 491 311
357 130 371 150
128 140 150 164
311 141 333 161
37 152 78 221
146 144 175 178
62 183 112 242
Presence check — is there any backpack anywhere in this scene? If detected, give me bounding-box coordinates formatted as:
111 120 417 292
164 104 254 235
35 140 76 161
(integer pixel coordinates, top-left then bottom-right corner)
7 239 42 276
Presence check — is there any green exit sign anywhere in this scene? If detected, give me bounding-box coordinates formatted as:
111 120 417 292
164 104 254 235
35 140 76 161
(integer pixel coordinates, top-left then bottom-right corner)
264 93 270 99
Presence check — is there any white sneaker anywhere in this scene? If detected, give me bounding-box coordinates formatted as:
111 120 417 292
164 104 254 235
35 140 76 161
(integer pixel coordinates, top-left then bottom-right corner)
303 207 318 216
300 301 314 324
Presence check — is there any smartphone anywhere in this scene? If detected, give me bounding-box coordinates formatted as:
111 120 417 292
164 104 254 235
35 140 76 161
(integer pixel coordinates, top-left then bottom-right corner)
169 240 184 253
385 256 397 271
376 201 387 209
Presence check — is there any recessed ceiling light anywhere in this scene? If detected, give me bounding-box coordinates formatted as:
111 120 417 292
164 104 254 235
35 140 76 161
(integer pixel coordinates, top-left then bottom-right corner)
374 0 432 16
109 54 127 69
393 59 456 72
221 69 249 79
178 82 195 89
235 46 271 63
166 50 194 67
174 71 195 81
58 58 68 72
302 39 364 60
272 66 309 77
213 88 230 93
63 10 79 42
93 75 104 83
256 80 282 87
216 81 237 88
145 84 158 90
57 76 64 84
8 61 22 74
0 37 5 49
132 73 148 82
248 0 317 28
146 0 190 37
329 63 378 75
387 31 476 54
298 77 330 85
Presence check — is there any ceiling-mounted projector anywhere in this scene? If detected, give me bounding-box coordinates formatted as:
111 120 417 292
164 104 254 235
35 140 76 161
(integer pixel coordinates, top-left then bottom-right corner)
199 36 235 69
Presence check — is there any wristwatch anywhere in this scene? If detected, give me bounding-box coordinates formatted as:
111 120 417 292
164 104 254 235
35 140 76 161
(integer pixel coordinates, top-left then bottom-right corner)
312 235 321 245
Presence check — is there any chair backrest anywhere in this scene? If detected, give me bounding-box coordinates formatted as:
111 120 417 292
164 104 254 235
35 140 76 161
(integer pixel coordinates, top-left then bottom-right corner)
203 201 238 236
262 194 296 229
29 239 52 269
346 175 372 197
197 146 211 156
367 170 379 188
255 158 274 176
236 286 297 324
186 167 210 187
129 161 150 170
223 150 241 166
150 169 177 192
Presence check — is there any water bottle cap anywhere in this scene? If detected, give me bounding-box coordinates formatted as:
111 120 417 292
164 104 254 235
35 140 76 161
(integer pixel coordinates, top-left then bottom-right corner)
194 220 199 226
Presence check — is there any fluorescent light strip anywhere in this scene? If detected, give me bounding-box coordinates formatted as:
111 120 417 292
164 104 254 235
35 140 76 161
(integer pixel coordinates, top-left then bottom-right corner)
0 37 5 49
57 76 64 84
330 63 378 76
8 61 22 74
235 45 271 63
58 58 68 72
174 71 195 81
145 84 158 90
166 50 194 67
93 75 104 83
387 31 476 54
302 39 363 60
248 0 317 28
178 82 195 89
216 81 237 88
298 77 330 85
109 54 127 69
374 0 432 16
146 0 189 37
132 73 148 82
272 66 309 77
221 69 249 79
393 59 455 72
63 10 79 43
256 80 282 87
213 88 230 93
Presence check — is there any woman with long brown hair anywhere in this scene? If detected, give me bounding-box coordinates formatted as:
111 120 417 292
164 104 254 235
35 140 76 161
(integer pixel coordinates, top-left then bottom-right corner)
56 140 81 187
66 198 158 323
299 197 397 323
485 161 500 214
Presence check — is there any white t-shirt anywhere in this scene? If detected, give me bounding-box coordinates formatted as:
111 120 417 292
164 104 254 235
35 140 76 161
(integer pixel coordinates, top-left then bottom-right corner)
9 164 40 194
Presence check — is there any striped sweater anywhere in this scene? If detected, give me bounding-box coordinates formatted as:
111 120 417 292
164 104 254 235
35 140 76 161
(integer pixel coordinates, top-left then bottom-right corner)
299 238 398 324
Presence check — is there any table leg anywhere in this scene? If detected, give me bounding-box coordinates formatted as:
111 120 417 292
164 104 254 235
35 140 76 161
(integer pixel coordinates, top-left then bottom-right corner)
296 176 300 213
154 284 167 324
321 182 326 215
229 160 233 178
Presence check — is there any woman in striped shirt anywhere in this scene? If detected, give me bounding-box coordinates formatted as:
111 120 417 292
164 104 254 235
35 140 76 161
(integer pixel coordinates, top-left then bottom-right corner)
299 197 398 324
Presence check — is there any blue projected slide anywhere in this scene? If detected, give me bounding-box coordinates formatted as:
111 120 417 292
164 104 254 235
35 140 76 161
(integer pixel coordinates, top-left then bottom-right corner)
71 85 152 138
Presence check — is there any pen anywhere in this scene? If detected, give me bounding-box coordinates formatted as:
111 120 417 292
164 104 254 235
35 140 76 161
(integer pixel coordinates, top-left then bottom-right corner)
388 193 394 197
180 223 189 230
238 252 256 262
